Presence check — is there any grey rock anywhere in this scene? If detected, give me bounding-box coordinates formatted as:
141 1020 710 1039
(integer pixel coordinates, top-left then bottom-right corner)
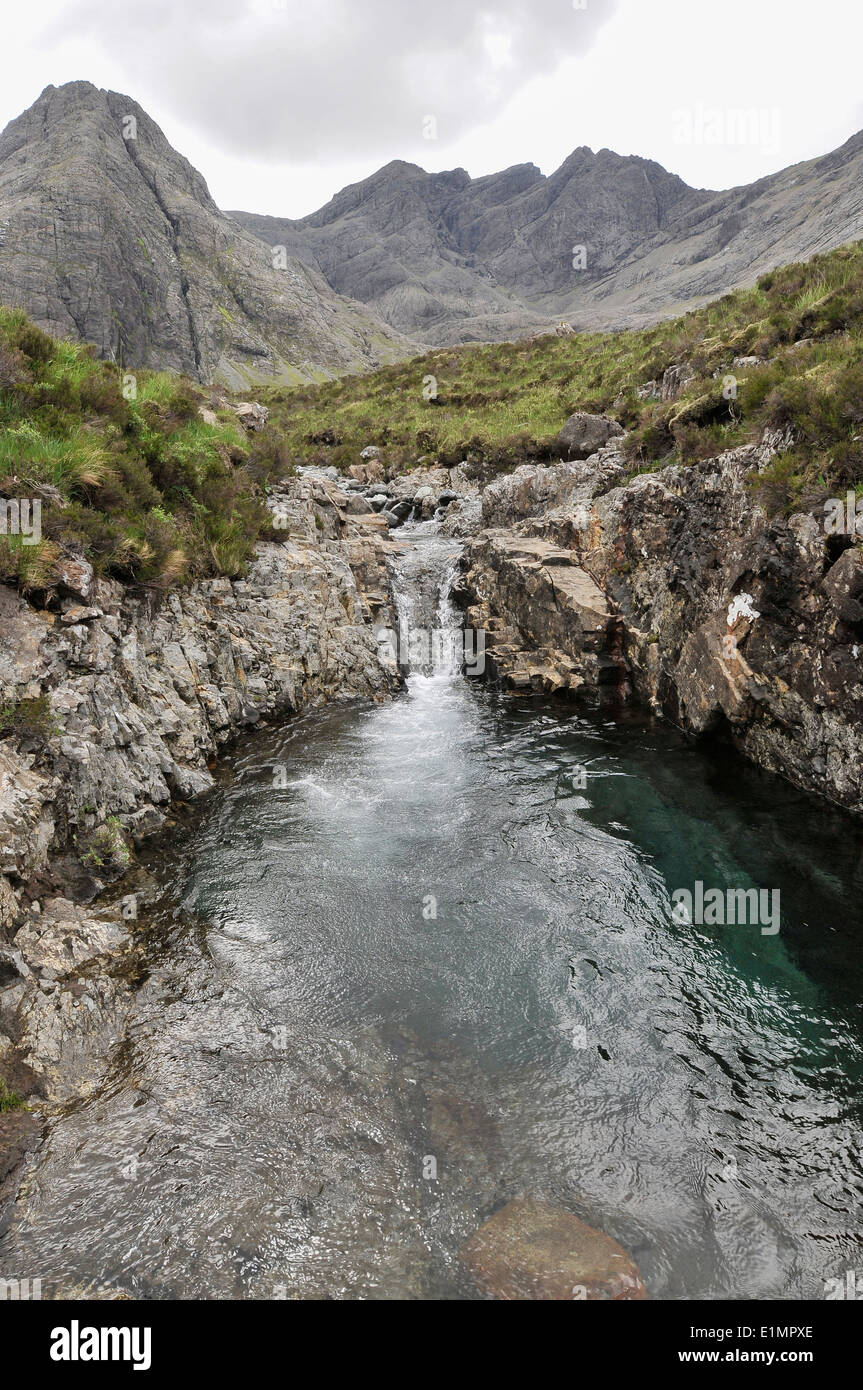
660 364 696 401
232 401 269 431
0 82 417 386
557 412 624 460
60 605 102 625
460 440 863 814
54 556 95 602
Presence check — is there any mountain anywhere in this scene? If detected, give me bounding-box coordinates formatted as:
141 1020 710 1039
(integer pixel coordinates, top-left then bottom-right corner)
0 82 415 386
232 134 863 342
1 82 861 379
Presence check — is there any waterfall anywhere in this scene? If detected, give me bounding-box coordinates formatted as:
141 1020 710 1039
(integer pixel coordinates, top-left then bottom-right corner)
386 517 466 679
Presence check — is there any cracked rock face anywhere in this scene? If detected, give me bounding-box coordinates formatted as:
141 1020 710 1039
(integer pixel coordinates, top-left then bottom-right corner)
0 82 414 386
458 436 863 814
0 482 401 1105
232 131 863 341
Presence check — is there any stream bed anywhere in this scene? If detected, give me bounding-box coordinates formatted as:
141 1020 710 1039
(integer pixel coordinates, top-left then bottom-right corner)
1 524 862 1299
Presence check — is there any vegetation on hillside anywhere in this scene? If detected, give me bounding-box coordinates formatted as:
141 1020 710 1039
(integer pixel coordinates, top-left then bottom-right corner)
2 241 862 600
262 240 863 511
0 309 291 592
0 1076 24 1112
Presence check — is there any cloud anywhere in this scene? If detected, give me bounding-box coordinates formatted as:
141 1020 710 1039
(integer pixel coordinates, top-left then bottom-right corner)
45 0 618 163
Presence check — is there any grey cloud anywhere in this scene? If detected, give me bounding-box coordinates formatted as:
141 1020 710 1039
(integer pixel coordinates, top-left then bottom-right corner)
46 0 618 162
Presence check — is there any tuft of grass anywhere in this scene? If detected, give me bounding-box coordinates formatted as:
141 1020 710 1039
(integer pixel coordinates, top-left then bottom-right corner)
78 815 131 871
0 309 272 591
0 1077 25 1112
0 695 59 744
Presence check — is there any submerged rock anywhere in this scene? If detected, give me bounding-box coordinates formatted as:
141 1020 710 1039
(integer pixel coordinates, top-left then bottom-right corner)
461 1197 647 1300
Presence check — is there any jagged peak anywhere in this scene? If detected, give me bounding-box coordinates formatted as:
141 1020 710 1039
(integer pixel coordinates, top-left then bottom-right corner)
0 79 219 214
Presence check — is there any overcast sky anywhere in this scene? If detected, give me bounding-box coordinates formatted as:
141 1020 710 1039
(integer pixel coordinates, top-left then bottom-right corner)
4 0 863 217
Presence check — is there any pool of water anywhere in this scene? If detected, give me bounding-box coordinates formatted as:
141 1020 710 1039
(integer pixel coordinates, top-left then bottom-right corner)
2 528 861 1299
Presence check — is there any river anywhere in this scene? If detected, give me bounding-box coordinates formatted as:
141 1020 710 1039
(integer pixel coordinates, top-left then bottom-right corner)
1 520 861 1299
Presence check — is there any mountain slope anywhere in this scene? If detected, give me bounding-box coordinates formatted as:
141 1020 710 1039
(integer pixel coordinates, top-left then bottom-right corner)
232 133 863 342
0 83 416 386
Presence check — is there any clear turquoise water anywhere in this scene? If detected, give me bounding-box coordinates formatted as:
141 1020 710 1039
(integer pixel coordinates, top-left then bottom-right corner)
2 532 861 1299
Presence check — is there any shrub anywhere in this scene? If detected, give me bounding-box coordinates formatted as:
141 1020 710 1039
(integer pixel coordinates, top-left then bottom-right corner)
0 695 58 744
0 1076 24 1112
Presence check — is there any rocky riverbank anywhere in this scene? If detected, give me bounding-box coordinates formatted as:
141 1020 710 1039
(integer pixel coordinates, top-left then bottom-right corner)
4 421 862 1236
0 472 405 1161
454 419 863 815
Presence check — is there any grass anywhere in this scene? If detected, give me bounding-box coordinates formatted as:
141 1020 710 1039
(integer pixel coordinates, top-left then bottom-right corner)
78 816 131 871
1 241 862 599
0 1076 25 1112
0 695 58 744
256 240 863 512
0 308 286 592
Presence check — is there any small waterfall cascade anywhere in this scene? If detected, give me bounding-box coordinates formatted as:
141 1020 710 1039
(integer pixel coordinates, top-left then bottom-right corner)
384 518 468 679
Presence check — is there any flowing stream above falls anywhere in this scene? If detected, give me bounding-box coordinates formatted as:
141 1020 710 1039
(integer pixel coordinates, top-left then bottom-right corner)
2 520 863 1299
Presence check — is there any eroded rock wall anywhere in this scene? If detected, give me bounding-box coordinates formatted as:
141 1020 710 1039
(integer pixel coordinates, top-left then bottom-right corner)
0 477 401 1109
458 434 863 815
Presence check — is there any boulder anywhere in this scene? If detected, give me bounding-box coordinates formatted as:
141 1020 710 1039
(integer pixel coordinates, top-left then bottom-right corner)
344 494 373 516
557 412 623 460
461 1197 647 1300
232 401 269 432
822 545 863 624
348 461 384 485
54 555 95 602
60 605 103 625
660 363 695 401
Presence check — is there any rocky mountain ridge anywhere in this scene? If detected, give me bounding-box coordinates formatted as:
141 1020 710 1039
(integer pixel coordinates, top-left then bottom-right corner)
0 83 416 387
1 82 861 379
233 132 863 342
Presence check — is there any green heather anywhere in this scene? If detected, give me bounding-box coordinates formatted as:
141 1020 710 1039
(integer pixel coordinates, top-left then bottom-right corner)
262 240 863 508
0 310 291 592
0 1076 24 1112
2 241 863 596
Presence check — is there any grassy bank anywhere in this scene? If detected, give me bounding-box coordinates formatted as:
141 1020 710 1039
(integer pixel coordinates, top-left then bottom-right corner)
2 241 862 598
0 309 290 592
262 240 863 510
